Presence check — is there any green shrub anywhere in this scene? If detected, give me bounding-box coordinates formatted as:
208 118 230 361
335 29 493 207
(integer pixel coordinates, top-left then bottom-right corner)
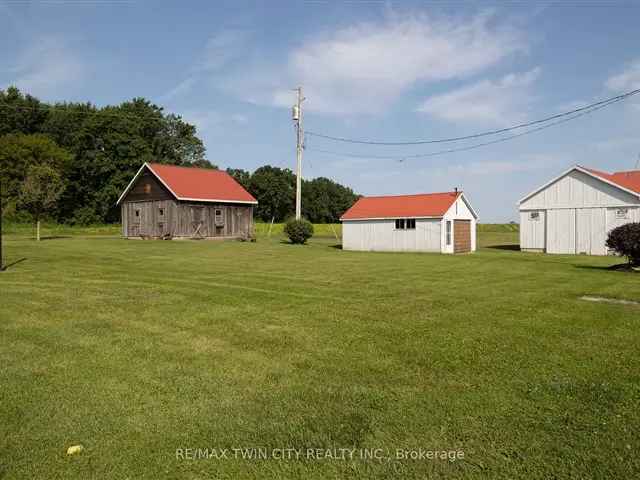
284 218 314 244
606 222 640 266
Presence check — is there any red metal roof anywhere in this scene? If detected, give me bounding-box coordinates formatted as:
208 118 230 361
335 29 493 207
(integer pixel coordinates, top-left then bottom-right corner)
341 192 460 220
585 167 640 194
148 163 257 203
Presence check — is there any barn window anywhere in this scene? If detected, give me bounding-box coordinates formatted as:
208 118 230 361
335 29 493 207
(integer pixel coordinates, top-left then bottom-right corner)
214 209 224 226
135 209 140 218
159 208 164 216
615 208 629 219
530 211 540 221
143 183 151 194
395 219 405 230
406 219 416 229
446 221 452 245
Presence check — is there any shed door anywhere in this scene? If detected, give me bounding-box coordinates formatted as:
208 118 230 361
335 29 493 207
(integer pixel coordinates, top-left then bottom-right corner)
546 209 576 254
128 204 141 237
190 206 207 238
453 220 471 253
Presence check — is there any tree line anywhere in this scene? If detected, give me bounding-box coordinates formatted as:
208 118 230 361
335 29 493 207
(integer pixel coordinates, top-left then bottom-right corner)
0 87 358 225
226 165 358 223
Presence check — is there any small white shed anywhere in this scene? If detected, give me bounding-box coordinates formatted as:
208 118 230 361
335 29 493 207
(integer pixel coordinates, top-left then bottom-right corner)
340 191 478 253
519 165 640 255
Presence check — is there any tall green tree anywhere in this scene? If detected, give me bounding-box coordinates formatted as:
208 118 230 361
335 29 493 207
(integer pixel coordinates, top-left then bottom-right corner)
19 164 66 241
226 168 251 190
0 134 72 219
248 166 296 222
302 177 359 223
0 86 48 136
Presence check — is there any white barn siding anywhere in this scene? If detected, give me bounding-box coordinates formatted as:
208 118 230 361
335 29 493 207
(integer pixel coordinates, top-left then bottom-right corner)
546 209 576 254
519 210 546 250
342 219 441 252
520 167 640 255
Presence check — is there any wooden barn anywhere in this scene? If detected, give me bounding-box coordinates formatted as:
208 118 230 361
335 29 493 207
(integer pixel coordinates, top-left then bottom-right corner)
116 163 257 240
340 191 478 253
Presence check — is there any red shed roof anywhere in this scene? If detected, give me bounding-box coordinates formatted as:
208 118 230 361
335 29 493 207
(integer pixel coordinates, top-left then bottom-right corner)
584 167 640 194
341 192 461 220
117 163 257 205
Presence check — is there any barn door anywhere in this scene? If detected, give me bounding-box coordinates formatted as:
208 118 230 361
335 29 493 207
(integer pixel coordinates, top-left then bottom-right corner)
156 201 169 238
546 209 576 254
190 206 207 238
453 220 471 253
128 204 141 237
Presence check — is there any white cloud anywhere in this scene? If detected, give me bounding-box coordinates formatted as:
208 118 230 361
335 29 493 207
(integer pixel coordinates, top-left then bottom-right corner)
416 68 540 125
606 59 640 92
219 11 526 114
7 36 84 98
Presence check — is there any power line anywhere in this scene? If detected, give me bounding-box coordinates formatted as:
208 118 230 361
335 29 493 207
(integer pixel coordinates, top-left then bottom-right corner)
305 95 627 161
306 88 640 146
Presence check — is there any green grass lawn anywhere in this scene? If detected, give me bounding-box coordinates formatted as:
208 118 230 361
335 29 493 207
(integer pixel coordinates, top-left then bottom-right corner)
1 228 639 479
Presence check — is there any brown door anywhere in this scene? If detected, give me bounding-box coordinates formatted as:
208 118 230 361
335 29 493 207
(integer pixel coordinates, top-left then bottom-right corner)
454 220 471 253
190 206 207 238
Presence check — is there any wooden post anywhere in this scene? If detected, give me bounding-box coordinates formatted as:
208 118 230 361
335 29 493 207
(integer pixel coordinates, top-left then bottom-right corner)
267 216 275 238
330 223 340 241
36 219 41 242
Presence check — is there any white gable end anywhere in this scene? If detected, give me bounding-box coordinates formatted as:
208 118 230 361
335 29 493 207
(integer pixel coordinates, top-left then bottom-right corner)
520 169 640 210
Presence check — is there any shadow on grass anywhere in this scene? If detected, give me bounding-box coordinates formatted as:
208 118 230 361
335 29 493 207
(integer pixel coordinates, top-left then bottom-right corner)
485 244 521 251
329 244 342 250
574 263 638 273
1 258 27 270
35 235 72 241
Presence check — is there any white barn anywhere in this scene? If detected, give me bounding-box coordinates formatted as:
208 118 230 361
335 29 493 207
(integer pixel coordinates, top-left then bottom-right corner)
341 191 478 253
519 165 640 255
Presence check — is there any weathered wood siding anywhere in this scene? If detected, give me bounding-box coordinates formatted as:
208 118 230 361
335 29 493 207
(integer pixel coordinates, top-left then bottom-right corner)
122 200 253 239
172 203 253 238
122 169 173 203
123 200 176 237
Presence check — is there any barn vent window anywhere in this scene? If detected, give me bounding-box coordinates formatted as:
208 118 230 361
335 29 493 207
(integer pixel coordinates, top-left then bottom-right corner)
159 208 164 216
135 209 140 218
214 209 224 226
530 211 541 221
143 183 151 194
615 208 629 219
446 221 452 245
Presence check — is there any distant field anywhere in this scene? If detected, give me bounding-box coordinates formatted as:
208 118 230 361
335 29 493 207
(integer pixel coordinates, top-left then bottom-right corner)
1 225 637 479
4 221 514 241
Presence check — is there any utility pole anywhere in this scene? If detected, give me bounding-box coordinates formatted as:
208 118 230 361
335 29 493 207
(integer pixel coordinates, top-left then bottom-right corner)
293 86 305 220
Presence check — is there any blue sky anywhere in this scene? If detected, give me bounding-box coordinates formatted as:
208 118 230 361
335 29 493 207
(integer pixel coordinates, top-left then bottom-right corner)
1 1 640 221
